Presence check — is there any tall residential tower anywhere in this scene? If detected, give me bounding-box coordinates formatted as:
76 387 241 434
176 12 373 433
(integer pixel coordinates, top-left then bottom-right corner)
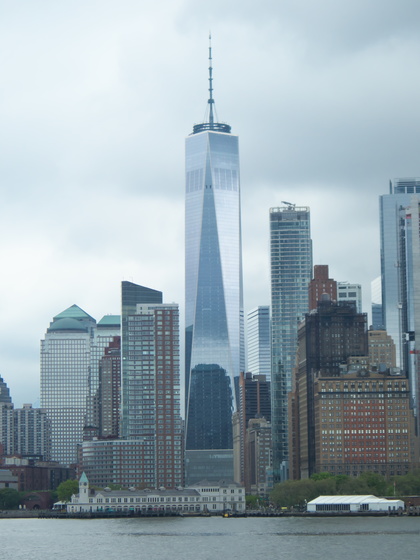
270 204 312 481
185 40 244 483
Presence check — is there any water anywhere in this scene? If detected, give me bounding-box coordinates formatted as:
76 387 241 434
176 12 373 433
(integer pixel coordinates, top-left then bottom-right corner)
1 516 418 560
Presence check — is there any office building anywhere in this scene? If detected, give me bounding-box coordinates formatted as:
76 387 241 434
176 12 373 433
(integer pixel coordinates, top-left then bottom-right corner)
236 372 271 485
98 335 121 439
245 417 272 495
309 265 337 311
380 178 420 369
81 283 183 489
270 204 312 481
40 305 97 466
185 41 244 483
85 315 121 439
292 297 368 478
368 329 396 370
337 282 362 313
247 306 271 378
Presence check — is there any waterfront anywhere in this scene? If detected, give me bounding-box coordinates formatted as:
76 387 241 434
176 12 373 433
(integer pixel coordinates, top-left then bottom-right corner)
1 516 419 559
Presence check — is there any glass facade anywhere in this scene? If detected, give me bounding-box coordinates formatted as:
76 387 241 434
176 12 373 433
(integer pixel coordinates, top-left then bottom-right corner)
247 306 271 378
270 206 312 481
40 305 97 466
185 129 244 483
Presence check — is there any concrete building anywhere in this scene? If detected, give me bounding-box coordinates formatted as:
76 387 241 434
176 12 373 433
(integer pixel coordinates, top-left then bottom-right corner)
236 372 271 485
245 418 272 496
13 404 51 460
0 469 18 490
368 330 396 370
184 42 244 484
270 204 312 482
247 306 270 378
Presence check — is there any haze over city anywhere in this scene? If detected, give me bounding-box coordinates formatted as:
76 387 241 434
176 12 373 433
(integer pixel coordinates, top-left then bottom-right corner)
1 0 419 407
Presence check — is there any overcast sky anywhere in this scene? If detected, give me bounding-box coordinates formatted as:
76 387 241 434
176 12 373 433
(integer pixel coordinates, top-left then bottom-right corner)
1 0 420 407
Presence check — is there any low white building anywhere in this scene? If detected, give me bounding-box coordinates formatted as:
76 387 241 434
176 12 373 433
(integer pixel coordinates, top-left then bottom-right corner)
307 495 404 513
67 473 245 514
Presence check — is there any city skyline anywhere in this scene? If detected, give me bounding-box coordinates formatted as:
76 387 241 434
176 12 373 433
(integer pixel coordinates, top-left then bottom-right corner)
2 2 420 407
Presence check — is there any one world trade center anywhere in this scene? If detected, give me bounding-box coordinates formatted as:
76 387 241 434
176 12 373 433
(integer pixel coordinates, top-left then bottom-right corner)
185 39 244 484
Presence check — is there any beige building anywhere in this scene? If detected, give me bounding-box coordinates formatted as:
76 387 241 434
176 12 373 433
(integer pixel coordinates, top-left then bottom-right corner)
368 330 396 370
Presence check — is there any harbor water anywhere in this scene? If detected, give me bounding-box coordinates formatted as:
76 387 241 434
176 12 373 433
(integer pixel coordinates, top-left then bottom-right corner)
1 515 418 559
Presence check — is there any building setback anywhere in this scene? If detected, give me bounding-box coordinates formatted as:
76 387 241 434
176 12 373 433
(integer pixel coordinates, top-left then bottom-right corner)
185 41 244 484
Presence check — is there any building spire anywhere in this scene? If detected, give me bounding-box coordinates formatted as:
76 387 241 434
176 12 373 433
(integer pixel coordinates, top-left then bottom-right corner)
192 35 231 135
208 33 214 127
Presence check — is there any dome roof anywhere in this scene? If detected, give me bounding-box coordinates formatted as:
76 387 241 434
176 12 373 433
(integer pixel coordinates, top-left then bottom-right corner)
48 317 89 332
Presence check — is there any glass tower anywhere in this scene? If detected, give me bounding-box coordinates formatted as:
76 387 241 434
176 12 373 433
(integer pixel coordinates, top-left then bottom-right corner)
379 178 420 371
247 306 271 378
270 205 312 481
185 41 244 483
40 305 97 466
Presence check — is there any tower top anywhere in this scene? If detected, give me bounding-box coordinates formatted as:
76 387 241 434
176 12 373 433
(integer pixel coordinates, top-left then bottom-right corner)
192 35 231 135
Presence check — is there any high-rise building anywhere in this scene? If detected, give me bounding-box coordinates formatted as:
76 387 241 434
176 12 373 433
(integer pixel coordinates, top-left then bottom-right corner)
292 298 368 478
82 297 183 489
40 305 97 466
247 306 271 378
270 204 312 481
308 265 337 311
236 372 271 486
14 404 51 460
0 376 13 457
380 178 420 369
121 281 162 438
98 335 121 439
85 315 121 439
184 41 244 483
337 282 362 313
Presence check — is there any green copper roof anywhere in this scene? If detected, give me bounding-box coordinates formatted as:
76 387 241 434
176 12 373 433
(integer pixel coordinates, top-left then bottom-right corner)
79 472 89 484
53 304 95 323
98 315 121 327
48 318 89 333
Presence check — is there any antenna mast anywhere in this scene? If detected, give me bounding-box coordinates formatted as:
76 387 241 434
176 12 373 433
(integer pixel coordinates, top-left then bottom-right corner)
208 33 214 127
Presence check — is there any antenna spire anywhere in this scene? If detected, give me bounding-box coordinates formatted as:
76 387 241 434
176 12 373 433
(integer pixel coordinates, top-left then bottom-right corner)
208 33 214 127
191 35 231 135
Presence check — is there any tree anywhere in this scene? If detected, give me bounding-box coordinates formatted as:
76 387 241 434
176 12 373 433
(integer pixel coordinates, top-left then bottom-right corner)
0 488 21 510
57 479 79 502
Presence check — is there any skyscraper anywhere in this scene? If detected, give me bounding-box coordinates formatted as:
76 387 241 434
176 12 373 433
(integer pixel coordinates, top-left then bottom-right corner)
380 178 420 369
247 306 271 378
185 40 244 483
40 305 97 466
82 285 183 489
120 281 162 438
270 204 312 481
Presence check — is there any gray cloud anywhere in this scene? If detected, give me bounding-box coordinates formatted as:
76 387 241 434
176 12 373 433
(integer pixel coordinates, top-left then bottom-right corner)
0 0 417 406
